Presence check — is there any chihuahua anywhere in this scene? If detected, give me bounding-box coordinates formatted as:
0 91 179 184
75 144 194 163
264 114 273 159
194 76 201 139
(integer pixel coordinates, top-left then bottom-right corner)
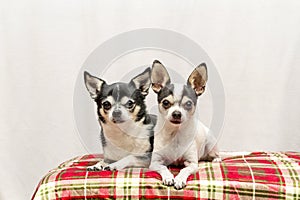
84 68 156 171
149 60 220 189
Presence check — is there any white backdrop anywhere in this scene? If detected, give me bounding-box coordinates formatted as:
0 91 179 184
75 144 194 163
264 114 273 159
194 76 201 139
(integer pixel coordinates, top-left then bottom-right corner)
1 0 300 199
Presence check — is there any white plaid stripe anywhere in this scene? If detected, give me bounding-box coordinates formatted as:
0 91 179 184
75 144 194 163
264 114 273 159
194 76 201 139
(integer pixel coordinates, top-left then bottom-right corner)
32 152 300 200
268 152 300 199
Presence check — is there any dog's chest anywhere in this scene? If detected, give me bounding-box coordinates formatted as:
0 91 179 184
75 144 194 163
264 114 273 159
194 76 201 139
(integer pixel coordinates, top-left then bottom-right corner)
155 131 192 163
101 122 152 160
154 120 207 164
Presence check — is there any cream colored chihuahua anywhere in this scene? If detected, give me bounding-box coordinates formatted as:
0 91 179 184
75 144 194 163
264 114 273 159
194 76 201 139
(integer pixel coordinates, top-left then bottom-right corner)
149 60 220 190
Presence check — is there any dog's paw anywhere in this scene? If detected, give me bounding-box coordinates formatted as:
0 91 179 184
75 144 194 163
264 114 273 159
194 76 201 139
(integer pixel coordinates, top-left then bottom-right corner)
103 166 111 171
163 177 174 186
87 165 102 171
161 174 174 186
104 165 118 171
87 162 109 171
212 157 222 163
174 176 186 190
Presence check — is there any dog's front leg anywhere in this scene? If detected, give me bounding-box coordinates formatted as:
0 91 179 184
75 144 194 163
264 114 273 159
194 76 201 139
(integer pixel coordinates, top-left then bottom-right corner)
173 162 198 189
106 154 150 170
150 162 174 186
174 144 199 189
87 161 109 171
149 153 174 186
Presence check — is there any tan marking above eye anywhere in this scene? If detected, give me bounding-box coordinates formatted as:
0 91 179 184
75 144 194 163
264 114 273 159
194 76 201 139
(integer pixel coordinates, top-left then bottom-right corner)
161 95 175 105
103 96 115 105
160 95 175 110
181 96 193 105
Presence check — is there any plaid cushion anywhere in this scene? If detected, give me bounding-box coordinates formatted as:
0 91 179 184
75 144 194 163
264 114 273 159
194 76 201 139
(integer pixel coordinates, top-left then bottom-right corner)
32 152 300 200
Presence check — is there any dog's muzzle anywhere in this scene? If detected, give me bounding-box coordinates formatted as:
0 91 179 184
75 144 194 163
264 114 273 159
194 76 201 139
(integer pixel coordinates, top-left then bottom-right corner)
170 111 182 124
112 110 125 123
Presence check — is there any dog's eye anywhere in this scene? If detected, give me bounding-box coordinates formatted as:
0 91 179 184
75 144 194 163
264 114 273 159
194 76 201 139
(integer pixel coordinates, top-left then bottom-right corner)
162 100 171 109
184 101 193 110
125 100 135 109
102 101 111 110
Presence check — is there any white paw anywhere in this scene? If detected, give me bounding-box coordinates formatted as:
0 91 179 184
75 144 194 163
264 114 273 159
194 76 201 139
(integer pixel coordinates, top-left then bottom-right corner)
174 176 187 190
87 162 109 171
161 174 174 186
212 157 222 162
87 165 102 171
105 164 117 171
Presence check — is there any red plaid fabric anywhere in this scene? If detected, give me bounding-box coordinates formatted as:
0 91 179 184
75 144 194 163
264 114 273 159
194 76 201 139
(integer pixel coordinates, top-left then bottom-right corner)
32 152 300 199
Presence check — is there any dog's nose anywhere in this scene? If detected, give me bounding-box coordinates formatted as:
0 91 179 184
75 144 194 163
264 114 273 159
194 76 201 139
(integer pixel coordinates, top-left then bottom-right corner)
172 111 181 119
112 110 122 118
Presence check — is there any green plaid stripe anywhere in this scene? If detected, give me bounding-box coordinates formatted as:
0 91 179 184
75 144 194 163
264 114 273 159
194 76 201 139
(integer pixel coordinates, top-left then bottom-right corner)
269 152 300 199
32 152 300 200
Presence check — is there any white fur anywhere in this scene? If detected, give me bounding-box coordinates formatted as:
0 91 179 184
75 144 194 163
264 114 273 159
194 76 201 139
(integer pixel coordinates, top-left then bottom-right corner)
150 97 219 190
149 60 219 189
166 106 187 123
88 118 153 171
85 68 154 171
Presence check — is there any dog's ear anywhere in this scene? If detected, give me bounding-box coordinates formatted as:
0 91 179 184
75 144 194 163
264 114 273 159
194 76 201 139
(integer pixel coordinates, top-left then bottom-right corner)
187 63 208 96
84 71 106 99
151 60 171 93
130 67 151 96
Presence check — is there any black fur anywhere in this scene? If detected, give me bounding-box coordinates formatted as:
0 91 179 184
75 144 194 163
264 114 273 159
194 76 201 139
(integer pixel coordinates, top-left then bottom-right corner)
157 84 174 103
145 114 156 154
157 84 198 108
130 88 147 122
181 85 198 105
95 82 151 124
84 69 156 168
100 130 106 147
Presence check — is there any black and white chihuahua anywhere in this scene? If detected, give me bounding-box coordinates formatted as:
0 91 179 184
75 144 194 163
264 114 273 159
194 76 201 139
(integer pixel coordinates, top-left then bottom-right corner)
149 60 220 189
84 68 156 170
